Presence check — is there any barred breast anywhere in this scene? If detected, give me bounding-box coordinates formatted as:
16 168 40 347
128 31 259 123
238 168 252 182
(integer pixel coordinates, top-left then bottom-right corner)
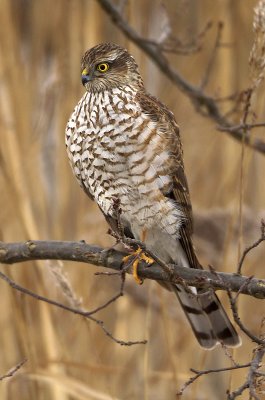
65 86 183 240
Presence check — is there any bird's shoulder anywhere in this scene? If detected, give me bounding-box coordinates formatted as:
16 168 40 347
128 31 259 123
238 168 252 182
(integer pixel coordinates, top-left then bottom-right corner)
136 89 180 136
135 89 184 170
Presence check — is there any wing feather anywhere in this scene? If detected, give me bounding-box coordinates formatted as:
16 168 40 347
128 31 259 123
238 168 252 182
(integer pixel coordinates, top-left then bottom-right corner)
137 90 201 269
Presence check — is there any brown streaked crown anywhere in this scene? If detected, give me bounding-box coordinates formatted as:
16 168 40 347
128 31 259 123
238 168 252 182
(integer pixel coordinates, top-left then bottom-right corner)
81 43 143 92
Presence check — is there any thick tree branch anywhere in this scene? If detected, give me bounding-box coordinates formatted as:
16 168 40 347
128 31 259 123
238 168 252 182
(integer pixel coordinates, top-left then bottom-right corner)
97 0 265 155
0 240 265 299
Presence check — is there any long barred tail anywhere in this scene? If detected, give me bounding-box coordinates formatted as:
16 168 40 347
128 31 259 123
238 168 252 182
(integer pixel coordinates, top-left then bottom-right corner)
173 285 241 349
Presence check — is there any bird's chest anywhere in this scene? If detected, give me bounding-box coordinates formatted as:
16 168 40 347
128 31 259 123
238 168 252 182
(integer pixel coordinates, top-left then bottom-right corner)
66 89 154 215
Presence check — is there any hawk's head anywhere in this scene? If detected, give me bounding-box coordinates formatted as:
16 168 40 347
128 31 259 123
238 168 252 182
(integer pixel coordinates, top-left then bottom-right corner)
81 43 143 92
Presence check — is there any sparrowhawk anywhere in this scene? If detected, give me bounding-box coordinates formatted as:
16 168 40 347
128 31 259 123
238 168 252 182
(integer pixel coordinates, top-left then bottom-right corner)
65 43 240 349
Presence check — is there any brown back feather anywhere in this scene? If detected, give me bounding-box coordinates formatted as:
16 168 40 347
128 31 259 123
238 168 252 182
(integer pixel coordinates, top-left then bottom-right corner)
137 90 201 269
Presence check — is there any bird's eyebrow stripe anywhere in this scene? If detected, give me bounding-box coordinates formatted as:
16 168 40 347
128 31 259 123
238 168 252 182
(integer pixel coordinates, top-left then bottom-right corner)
97 56 116 63
96 60 114 66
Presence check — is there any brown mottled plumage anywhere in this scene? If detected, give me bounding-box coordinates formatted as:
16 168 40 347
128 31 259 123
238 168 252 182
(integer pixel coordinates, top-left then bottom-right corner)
65 43 240 349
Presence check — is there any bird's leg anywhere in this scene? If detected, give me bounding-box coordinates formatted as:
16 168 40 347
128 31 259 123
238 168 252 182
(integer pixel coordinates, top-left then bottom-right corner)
122 229 154 285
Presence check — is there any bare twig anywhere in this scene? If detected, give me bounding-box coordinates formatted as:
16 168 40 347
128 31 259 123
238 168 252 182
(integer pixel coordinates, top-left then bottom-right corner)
227 283 265 345
0 358 27 381
221 343 239 367
83 271 126 316
248 346 265 400
200 21 224 90
237 219 265 274
142 19 212 56
164 20 213 55
177 363 251 397
214 91 240 103
227 346 265 400
97 0 265 155
0 240 265 298
0 269 146 347
218 122 265 132
227 381 249 399
238 88 253 261
177 337 265 398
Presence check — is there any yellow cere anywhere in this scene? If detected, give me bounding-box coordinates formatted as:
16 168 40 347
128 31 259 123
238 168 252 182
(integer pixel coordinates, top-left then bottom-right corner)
82 68 88 76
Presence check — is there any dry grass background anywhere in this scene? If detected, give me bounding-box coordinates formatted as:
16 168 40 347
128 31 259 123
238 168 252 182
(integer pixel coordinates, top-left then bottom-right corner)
0 0 264 399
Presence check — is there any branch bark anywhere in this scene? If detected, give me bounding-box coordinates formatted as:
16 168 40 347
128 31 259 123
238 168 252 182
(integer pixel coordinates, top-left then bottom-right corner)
0 240 264 299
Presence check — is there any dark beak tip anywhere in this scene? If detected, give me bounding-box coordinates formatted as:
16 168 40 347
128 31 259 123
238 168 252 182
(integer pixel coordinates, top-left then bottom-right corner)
81 75 92 85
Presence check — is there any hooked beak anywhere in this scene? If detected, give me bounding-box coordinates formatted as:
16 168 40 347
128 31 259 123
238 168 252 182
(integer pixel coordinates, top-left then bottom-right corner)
81 74 93 86
81 68 93 86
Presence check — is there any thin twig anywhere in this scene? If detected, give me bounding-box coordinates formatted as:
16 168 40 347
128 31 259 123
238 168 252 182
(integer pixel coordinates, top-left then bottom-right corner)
237 219 265 274
160 20 213 55
218 122 265 132
227 346 265 399
200 21 224 90
177 363 251 396
83 272 126 316
248 347 265 400
221 343 239 367
227 381 249 399
238 89 253 263
0 270 146 347
227 284 265 345
0 358 27 381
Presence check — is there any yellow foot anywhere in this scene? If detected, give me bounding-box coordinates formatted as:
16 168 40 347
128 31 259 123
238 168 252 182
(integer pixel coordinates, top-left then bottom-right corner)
122 247 154 285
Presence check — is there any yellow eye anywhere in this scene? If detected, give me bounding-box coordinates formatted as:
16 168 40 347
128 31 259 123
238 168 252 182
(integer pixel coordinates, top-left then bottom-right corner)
97 63 109 73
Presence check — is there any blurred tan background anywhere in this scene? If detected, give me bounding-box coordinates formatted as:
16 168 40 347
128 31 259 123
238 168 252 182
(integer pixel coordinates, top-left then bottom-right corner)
0 0 264 399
